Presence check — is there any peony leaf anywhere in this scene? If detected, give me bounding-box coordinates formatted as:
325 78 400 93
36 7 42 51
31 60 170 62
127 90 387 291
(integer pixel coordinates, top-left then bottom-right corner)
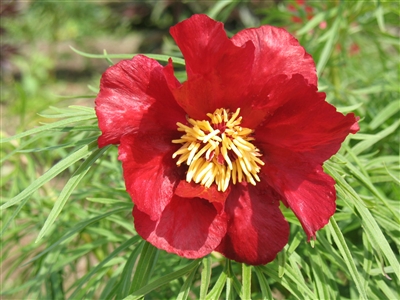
369 100 400 130
327 217 368 300
176 262 200 300
68 236 142 299
0 141 97 210
325 162 400 282
199 256 212 299
205 270 227 300
35 145 110 243
261 265 309 300
309 248 330 300
123 260 201 300
316 14 341 76
117 245 150 299
129 242 159 294
254 266 273 300
0 114 96 143
351 120 400 155
70 46 186 66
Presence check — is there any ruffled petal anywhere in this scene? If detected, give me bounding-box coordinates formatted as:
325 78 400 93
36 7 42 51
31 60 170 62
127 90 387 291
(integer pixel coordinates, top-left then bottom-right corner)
216 182 289 265
167 14 255 120
261 159 336 239
231 25 317 86
254 75 358 238
133 196 227 259
170 14 253 79
118 132 184 220
255 74 359 164
174 180 230 210
95 55 185 147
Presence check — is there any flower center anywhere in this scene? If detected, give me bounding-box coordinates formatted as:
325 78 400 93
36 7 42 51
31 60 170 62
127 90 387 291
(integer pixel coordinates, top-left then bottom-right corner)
172 108 264 192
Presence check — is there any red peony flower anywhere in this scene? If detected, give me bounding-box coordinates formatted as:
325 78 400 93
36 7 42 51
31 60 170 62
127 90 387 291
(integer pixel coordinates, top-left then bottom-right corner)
95 14 359 265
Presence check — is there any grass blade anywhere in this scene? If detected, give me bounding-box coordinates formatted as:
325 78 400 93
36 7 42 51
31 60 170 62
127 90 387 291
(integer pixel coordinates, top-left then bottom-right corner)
200 256 212 299
327 217 368 300
1 141 97 210
70 46 186 66
35 145 110 243
0 114 96 143
123 260 201 300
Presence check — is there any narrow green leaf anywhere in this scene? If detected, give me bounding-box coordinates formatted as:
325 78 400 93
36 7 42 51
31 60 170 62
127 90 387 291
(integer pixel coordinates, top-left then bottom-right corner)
68 236 142 299
24 206 131 266
325 163 400 281
205 270 227 300
376 278 398 300
200 256 212 299
277 249 286 278
68 105 95 113
254 266 273 300
362 232 373 291
287 231 303 257
1 142 97 210
103 49 114 65
176 263 200 300
327 217 368 300
241 264 252 300
374 4 386 32
207 0 235 19
316 12 341 76
1 195 30 236
17 136 97 153
226 277 234 300
261 265 311 300
36 145 109 243
351 120 399 155
86 197 124 204
117 244 146 299
70 46 186 66
123 260 201 300
336 102 363 114
0 114 96 143
129 242 159 293
283 262 314 299
310 249 330 300
369 100 400 130
296 7 339 35
338 151 398 222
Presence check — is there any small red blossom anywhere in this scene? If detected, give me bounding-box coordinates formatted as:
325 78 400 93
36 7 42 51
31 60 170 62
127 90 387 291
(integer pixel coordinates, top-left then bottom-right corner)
95 14 359 265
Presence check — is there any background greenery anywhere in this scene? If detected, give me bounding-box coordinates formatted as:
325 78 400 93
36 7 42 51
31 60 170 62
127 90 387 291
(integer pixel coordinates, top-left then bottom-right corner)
1 0 399 299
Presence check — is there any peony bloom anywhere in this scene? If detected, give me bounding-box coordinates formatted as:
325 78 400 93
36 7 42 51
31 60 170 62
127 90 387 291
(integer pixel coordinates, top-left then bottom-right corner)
95 14 359 265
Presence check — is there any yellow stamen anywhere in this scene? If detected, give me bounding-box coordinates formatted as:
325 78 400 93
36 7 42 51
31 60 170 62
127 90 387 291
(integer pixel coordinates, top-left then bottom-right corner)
172 108 264 192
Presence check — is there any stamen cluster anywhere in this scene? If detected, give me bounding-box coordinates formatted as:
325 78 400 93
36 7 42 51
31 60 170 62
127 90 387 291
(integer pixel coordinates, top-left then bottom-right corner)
172 108 264 192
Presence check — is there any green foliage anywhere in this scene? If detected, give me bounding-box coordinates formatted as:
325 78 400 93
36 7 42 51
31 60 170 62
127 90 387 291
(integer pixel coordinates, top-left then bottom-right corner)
1 1 399 299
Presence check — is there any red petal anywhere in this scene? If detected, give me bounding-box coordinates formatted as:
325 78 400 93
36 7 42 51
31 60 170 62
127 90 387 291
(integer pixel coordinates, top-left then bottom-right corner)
170 14 253 79
231 24 317 86
253 75 358 238
256 75 359 165
174 180 230 213
95 55 184 147
216 183 289 265
262 162 336 239
167 14 255 120
133 196 227 259
118 133 184 220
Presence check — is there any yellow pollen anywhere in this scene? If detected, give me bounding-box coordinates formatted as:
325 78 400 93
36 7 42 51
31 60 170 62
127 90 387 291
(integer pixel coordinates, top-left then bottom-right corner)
172 108 264 192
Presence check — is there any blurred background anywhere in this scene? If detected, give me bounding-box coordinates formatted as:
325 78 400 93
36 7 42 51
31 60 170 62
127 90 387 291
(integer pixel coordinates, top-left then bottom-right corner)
4 0 393 134
1 1 399 299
